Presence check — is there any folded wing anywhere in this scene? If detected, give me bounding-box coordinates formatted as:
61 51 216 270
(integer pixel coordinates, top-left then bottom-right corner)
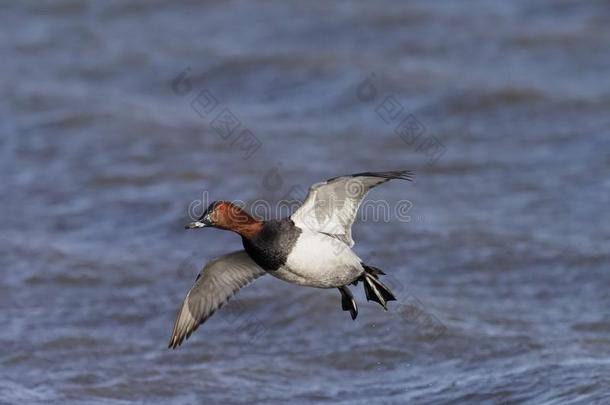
168 250 266 349
290 170 413 247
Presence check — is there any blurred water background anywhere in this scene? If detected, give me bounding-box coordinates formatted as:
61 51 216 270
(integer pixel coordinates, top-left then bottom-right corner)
1 1 610 403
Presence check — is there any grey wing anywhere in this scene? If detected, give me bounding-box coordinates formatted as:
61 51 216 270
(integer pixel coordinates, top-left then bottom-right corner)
168 250 266 349
290 170 413 246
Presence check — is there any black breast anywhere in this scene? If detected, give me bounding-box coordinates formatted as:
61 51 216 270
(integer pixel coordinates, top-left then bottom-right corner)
242 219 301 271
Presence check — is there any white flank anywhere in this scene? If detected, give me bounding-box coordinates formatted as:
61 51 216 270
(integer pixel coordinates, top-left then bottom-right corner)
271 229 363 288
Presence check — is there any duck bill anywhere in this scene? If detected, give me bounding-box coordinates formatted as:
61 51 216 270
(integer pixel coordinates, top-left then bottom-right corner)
184 221 209 230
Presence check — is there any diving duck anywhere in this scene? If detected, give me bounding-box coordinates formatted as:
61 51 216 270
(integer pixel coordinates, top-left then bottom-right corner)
169 170 413 348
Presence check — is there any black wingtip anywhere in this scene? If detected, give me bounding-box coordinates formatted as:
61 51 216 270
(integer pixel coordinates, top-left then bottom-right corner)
168 338 179 349
347 170 415 182
168 332 188 349
384 170 415 182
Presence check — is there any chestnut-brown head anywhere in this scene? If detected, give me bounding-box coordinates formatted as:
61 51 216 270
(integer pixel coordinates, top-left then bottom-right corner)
185 201 262 238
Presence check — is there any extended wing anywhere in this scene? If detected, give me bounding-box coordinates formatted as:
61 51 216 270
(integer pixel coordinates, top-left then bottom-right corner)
168 251 265 349
290 170 413 246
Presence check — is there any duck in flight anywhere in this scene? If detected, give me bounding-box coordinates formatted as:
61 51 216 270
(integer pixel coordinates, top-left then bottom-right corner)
168 170 413 349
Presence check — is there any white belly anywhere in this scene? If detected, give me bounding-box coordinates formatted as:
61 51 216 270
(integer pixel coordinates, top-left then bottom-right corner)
271 230 363 288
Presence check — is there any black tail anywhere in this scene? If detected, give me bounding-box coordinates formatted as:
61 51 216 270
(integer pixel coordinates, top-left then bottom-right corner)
360 264 396 310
